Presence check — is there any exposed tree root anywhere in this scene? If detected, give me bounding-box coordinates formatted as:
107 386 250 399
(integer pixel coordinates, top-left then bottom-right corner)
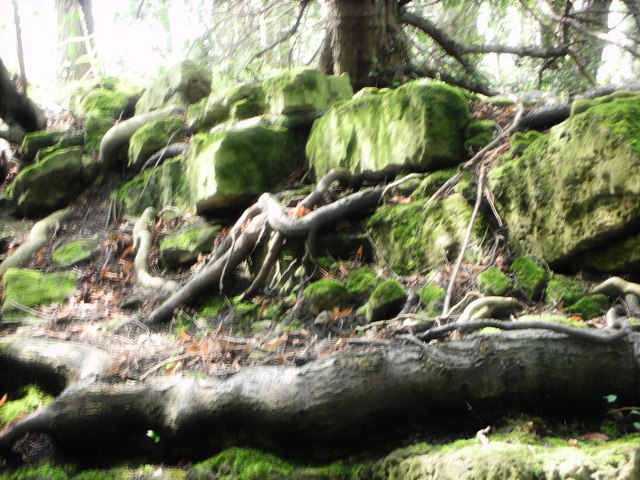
0 335 110 393
0 332 637 464
0 207 72 279
99 105 184 169
147 169 385 324
458 296 523 322
132 207 177 293
592 276 640 299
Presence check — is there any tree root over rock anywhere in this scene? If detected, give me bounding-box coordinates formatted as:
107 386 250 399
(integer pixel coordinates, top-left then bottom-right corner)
146 168 383 325
0 331 638 464
0 207 71 279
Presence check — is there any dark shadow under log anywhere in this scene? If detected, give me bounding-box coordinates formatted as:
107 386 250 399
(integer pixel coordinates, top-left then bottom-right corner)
0 331 638 464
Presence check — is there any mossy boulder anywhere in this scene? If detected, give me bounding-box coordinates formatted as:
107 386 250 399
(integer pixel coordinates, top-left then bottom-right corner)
160 224 220 268
571 233 640 273
78 88 130 119
307 80 471 179
464 119 496 150
488 95 640 267
509 256 548 301
52 238 101 268
412 168 460 199
115 156 191 216
365 193 488 275
476 266 515 296
570 90 640 117
345 267 378 298
304 278 350 314
84 115 114 153
544 273 585 307
136 60 212 115
363 279 407 322
8 147 98 218
563 293 610 319
186 117 306 213
20 130 65 163
418 283 445 316
33 134 84 163
187 68 352 133
509 130 542 156
127 115 186 172
2 268 77 322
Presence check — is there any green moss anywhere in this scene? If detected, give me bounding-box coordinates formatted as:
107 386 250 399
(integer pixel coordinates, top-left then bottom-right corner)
516 313 588 329
364 279 407 322
190 447 294 479
418 283 445 316
21 130 65 163
464 119 496 150
489 95 640 264
0 385 53 426
366 194 488 275
509 257 548 301
307 80 471 179
304 278 350 314
127 115 186 171
345 267 378 298
52 238 100 268
563 293 610 319
412 168 459 200
0 462 69 480
2 268 77 321
544 273 585 307
78 88 129 119
476 266 515 296
189 447 370 480
509 131 542 156
571 90 640 117
84 115 114 153
160 224 219 268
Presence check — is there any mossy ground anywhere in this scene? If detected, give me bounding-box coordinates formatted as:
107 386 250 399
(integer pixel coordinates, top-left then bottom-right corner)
0 385 53 427
2 268 77 321
52 239 100 268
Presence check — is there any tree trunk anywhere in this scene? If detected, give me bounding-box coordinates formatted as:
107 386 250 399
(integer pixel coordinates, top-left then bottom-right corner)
0 57 46 141
320 0 405 90
0 331 638 464
55 0 94 81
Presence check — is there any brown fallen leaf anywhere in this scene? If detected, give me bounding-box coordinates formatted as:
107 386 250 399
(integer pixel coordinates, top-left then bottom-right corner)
578 432 609 442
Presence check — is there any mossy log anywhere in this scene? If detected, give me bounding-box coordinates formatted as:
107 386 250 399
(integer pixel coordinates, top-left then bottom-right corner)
0 207 72 279
0 331 638 464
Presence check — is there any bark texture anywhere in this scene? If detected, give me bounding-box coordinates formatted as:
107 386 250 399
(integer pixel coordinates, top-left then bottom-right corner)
320 0 404 90
0 331 638 463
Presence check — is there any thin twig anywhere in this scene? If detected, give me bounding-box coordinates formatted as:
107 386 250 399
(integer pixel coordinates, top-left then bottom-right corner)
442 165 486 316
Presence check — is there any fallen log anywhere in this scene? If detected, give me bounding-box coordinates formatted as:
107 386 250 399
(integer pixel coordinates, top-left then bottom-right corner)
0 331 637 464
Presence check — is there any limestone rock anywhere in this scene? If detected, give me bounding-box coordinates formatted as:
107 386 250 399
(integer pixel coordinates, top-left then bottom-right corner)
488 95 640 267
187 68 352 133
363 279 407 322
304 279 350 315
128 115 186 172
365 193 488 275
306 80 471 179
135 61 212 115
8 147 98 218
160 224 220 268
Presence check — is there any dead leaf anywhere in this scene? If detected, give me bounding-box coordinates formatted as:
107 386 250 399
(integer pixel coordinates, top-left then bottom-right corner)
0 393 7 408
119 245 134 260
179 330 191 342
263 333 288 351
567 438 580 447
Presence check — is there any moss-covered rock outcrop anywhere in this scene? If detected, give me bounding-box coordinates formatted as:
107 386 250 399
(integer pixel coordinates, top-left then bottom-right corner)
488 95 640 268
365 193 488 275
135 60 212 115
127 115 186 172
306 80 471 179
187 68 352 132
8 147 97 217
